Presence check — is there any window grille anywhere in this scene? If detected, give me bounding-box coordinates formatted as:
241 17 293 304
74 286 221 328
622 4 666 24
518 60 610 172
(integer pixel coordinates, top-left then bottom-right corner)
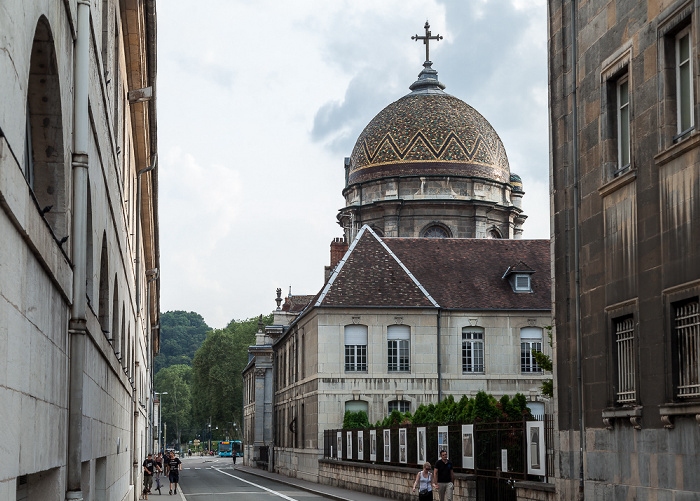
615 317 636 403
675 300 700 398
462 329 484 373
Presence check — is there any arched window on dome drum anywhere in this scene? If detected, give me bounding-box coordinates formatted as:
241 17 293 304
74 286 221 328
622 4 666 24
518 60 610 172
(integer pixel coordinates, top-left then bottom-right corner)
487 228 502 239
422 225 450 238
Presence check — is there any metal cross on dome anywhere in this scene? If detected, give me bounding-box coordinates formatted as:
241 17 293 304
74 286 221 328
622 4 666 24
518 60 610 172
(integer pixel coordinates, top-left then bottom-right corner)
411 21 443 62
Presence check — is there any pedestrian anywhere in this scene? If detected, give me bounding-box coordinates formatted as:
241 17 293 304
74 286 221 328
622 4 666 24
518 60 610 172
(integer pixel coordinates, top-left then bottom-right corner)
142 453 155 499
433 450 454 501
412 462 434 501
168 451 182 495
154 453 163 494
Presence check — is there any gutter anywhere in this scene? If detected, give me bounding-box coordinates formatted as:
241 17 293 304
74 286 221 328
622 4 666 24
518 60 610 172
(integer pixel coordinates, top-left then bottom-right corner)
66 2 90 500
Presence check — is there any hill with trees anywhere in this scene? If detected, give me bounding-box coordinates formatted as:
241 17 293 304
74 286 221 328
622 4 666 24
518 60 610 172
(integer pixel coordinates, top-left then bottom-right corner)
156 311 211 374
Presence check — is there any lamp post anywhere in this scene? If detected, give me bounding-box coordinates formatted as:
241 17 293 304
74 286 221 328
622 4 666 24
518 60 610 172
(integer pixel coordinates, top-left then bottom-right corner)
155 391 168 453
208 420 212 454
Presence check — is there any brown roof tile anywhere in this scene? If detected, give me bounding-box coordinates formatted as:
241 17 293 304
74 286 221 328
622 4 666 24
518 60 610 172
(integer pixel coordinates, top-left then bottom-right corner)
317 227 550 311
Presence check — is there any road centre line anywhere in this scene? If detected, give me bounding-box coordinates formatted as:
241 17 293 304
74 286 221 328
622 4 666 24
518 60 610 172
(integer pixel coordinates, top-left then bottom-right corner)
212 468 299 501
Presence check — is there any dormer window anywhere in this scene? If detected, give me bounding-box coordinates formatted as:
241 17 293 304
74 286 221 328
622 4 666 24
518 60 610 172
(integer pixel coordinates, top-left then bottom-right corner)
502 262 535 293
514 274 531 291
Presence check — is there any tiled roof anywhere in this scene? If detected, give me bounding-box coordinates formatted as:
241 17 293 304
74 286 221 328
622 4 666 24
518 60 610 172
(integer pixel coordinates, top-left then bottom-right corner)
348 93 510 185
318 229 435 307
316 228 550 311
282 295 314 313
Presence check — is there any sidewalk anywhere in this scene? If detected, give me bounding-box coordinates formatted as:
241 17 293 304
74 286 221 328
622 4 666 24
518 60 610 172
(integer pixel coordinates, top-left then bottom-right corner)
232 464 390 501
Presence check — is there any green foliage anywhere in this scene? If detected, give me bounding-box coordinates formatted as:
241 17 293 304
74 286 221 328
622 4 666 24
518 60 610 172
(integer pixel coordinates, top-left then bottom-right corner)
408 391 533 426
343 410 370 429
156 311 211 373
533 326 554 398
192 314 273 434
155 364 193 446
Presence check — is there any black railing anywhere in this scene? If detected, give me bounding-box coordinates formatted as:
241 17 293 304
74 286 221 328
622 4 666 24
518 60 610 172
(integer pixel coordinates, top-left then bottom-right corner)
323 414 553 481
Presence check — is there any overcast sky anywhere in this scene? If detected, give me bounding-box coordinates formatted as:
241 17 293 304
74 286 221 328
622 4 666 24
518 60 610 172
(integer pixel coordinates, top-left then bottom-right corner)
157 0 549 329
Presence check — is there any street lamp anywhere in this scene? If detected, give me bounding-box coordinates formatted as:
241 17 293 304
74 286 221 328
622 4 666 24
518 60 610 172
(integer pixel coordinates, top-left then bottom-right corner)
155 391 168 453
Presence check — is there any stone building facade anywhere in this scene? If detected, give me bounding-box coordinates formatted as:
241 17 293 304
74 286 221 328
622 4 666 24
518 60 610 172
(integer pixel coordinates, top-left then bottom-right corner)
548 0 700 498
0 1 159 500
267 228 551 481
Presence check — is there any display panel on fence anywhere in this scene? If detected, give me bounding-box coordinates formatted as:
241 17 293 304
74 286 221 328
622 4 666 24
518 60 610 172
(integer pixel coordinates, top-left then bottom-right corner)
526 421 545 475
370 429 377 462
461 424 474 469
337 431 342 460
383 429 391 462
417 427 426 464
399 428 407 463
437 425 449 459
358 430 364 461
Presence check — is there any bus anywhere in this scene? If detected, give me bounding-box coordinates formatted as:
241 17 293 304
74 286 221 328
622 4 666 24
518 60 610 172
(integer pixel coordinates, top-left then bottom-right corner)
218 441 242 457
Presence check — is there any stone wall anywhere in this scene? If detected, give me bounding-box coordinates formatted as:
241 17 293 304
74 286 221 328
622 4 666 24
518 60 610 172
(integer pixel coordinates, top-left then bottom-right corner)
318 460 475 501
318 460 555 501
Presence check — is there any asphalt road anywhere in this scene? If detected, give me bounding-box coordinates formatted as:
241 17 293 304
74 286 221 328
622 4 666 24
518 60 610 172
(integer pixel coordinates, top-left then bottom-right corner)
160 456 330 501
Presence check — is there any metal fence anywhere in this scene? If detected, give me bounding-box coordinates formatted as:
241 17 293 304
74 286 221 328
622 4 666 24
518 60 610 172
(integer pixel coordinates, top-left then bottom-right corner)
323 414 553 482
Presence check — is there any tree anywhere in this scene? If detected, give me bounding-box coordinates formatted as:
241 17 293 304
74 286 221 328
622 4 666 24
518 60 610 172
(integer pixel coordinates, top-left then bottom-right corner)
155 311 211 373
155 364 192 447
191 314 273 434
532 326 553 398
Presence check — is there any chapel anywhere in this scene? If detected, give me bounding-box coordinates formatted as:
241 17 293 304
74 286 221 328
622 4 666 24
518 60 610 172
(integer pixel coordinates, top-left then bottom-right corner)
243 25 549 481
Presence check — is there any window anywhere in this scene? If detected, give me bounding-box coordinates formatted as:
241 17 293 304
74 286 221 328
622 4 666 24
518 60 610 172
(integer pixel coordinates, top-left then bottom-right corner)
388 400 409 414
422 225 450 238
344 325 368 372
617 76 630 172
521 327 543 374
614 316 636 403
674 299 699 399
462 327 484 373
387 325 410 372
345 400 368 414
676 27 694 140
514 274 531 292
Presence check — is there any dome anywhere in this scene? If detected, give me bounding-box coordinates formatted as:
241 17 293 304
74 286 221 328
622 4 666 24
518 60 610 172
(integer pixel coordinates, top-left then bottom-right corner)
510 173 524 192
348 62 510 186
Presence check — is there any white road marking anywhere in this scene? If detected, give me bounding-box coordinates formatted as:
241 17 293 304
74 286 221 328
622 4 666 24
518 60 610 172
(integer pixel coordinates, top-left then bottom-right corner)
212 468 299 501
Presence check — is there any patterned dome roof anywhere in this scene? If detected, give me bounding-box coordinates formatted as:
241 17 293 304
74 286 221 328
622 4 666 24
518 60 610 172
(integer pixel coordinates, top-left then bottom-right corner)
348 63 510 186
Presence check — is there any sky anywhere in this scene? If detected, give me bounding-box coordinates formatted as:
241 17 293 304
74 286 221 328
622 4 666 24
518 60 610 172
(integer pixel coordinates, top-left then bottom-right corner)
157 0 550 329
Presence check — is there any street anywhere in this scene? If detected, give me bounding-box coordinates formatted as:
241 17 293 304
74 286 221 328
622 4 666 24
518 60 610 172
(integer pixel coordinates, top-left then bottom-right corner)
166 456 333 501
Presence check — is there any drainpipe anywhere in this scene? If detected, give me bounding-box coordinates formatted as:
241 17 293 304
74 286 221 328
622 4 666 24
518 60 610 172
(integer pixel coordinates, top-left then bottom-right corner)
569 0 585 497
146 268 159 451
66 2 90 500
135 156 157 313
437 309 442 402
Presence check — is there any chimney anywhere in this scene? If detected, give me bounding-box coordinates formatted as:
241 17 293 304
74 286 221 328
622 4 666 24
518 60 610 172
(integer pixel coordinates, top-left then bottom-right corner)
330 237 348 271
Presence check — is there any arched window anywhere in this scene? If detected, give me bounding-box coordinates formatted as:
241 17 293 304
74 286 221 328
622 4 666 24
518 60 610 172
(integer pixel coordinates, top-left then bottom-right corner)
421 224 451 238
344 325 368 372
98 234 110 337
387 325 410 372
462 327 484 373
345 400 368 414
487 227 502 239
25 18 67 241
